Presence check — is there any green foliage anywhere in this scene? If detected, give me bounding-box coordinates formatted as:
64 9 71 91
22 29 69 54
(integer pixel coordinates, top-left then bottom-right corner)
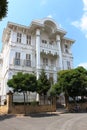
23 73 37 92
0 0 8 20
57 69 71 95
37 69 51 95
48 83 61 97
7 72 25 92
7 72 37 93
57 66 87 100
67 67 87 98
50 66 87 106
30 101 38 106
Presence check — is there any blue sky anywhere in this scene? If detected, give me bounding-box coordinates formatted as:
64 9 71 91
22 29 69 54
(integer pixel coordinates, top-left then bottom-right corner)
0 0 87 68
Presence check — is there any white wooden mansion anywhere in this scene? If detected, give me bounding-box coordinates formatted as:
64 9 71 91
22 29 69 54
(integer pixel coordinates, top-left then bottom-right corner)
0 18 75 104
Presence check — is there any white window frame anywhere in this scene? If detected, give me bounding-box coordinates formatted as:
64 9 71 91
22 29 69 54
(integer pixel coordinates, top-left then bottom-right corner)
15 52 20 65
17 33 22 43
67 61 71 69
43 58 48 66
25 54 31 67
26 35 31 45
65 44 68 53
42 40 47 44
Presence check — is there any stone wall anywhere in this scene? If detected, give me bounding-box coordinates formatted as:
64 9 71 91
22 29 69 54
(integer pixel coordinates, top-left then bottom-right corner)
68 102 87 111
0 93 56 114
10 104 56 114
0 105 8 114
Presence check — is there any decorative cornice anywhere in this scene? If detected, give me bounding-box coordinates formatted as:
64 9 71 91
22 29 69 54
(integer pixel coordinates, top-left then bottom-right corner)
62 37 75 43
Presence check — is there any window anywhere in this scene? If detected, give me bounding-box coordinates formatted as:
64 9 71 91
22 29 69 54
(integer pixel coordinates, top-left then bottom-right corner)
15 52 20 65
43 58 48 66
50 41 54 45
17 33 22 43
65 44 68 53
15 52 20 59
26 35 31 45
42 40 47 44
51 59 54 66
25 54 31 66
67 61 71 69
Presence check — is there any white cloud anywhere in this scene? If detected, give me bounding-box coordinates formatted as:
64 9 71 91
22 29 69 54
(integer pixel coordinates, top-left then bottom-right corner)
83 0 87 10
78 62 87 69
71 0 87 38
71 21 80 28
47 15 53 18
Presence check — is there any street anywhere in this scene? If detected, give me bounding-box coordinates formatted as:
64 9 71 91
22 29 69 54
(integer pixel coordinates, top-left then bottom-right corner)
0 113 87 130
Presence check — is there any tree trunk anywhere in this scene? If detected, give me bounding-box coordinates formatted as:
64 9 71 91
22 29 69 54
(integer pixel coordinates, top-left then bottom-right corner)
44 95 45 104
64 94 69 107
72 97 77 105
23 92 26 115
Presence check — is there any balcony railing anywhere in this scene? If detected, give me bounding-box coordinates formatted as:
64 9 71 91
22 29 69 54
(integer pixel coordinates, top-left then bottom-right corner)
40 64 60 71
40 43 58 50
13 59 60 72
14 59 21 66
40 43 59 56
14 59 31 67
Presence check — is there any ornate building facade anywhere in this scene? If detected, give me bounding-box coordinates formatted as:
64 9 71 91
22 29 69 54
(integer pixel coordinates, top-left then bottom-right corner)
0 18 75 104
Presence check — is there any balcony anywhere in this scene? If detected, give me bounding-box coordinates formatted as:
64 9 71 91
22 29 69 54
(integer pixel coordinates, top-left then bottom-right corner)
40 43 58 50
40 43 59 56
40 64 60 72
14 59 31 67
10 59 34 72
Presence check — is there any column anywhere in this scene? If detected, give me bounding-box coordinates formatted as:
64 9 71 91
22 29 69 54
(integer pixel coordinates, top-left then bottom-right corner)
9 30 13 43
56 35 63 70
9 29 17 43
36 29 41 101
53 73 57 84
36 28 40 79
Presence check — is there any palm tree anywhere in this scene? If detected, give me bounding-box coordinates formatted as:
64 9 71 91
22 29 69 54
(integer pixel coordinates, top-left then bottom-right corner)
0 0 8 20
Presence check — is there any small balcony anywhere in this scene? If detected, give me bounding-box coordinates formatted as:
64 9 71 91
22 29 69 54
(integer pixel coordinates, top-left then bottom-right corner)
40 43 59 56
40 43 58 50
40 64 60 72
14 59 31 68
11 59 34 72
14 59 31 67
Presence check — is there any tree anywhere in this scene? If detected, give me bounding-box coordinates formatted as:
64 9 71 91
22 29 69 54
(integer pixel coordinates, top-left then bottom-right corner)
7 72 37 113
51 67 87 106
23 73 37 92
37 69 51 103
0 0 8 20
48 83 61 97
57 69 72 106
67 67 87 100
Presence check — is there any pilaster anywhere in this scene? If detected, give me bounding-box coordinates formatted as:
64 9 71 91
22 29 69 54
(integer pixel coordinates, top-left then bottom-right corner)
53 73 57 84
36 28 40 77
9 30 13 43
56 35 63 70
36 29 41 101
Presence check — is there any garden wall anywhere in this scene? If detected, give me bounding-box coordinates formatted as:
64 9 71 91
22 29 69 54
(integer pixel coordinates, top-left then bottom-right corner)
0 93 56 114
68 102 87 112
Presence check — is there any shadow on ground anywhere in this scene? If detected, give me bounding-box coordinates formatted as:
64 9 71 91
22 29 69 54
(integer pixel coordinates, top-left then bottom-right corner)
0 114 16 121
28 112 59 118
